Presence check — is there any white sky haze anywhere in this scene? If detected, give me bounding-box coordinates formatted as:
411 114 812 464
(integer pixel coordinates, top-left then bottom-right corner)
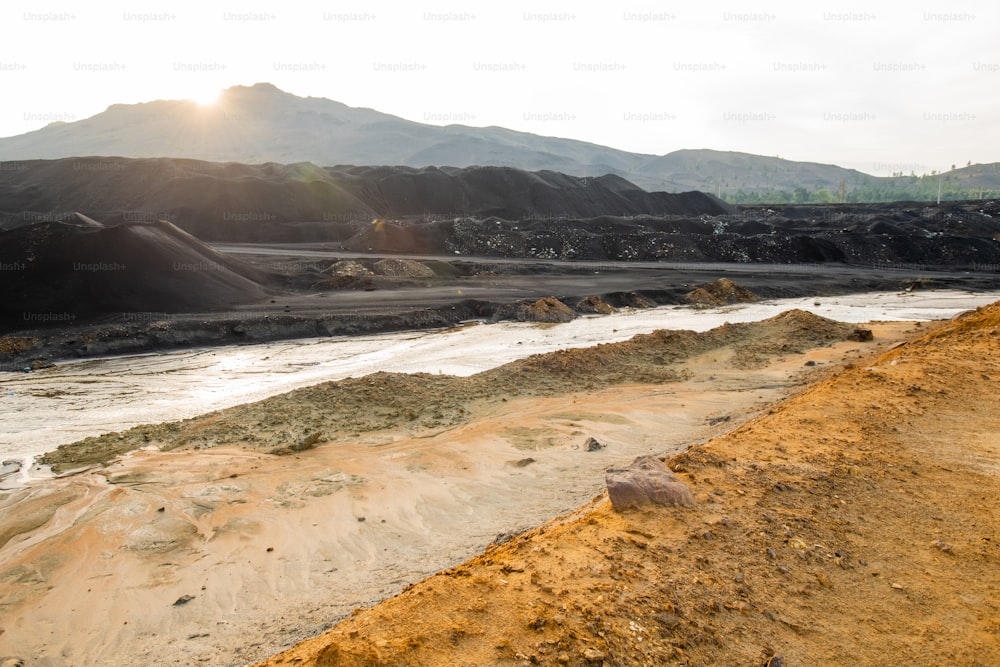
0 0 996 175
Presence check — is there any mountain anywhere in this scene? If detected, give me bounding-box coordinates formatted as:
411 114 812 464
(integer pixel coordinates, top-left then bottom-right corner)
1 83 997 200
0 84 931 196
639 149 877 193
0 83 653 185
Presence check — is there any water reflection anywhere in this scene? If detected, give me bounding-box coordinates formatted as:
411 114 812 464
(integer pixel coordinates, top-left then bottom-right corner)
2 290 997 468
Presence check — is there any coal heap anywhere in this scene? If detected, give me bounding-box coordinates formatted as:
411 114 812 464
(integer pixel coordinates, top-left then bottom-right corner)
0 214 269 324
0 158 731 241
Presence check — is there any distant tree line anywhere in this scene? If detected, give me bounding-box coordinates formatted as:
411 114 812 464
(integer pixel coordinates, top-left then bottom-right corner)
721 173 1000 205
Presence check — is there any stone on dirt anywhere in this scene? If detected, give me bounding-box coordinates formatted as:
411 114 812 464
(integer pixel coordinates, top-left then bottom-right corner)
269 432 323 456
605 455 694 511
848 327 874 342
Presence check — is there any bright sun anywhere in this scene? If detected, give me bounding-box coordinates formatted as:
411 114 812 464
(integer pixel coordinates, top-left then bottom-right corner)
190 88 222 107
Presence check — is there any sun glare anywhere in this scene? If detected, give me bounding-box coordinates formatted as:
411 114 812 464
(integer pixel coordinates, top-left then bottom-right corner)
190 88 222 107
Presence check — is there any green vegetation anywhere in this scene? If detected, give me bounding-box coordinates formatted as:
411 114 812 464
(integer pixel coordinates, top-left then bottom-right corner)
722 170 1000 205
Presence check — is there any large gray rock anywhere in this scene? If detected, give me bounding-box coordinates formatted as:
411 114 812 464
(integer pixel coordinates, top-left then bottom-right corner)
605 456 694 511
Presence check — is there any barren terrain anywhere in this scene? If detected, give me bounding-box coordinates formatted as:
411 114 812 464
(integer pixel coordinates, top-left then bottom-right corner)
0 310 919 666
1 157 998 666
2 158 999 368
256 304 1000 667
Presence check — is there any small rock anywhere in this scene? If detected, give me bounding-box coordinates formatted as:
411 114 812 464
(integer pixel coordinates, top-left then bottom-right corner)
582 647 606 663
932 540 954 553
606 456 694 511
172 594 195 606
291 432 323 453
654 612 681 629
848 327 874 342
584 437 605 452
270 432 324 456
492 527 528 546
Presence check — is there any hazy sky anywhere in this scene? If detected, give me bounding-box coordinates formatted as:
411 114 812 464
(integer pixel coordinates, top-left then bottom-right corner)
1 0 996 175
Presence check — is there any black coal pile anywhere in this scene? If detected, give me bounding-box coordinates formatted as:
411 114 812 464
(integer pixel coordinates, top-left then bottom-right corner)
1 158 998 268
0 214 270 326
0 158 729 241
438 201 1000 266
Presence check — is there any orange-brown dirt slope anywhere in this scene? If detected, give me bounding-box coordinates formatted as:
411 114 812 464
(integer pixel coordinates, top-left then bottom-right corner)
256 304 1000 667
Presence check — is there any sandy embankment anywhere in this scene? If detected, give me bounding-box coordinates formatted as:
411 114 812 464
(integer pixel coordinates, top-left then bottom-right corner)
258 304 1000 667
0 310 907 666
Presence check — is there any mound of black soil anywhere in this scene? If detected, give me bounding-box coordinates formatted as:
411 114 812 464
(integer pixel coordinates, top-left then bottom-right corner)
441 202 1000 265
2 158 998 266
0 215 270 325
0 158 730 241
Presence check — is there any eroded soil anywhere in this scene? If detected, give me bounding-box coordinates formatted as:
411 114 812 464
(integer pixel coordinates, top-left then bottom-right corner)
256 305 1000 667
0 312 913 666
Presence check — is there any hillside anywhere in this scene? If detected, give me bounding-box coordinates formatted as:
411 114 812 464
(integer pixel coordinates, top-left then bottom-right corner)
0 83 653 185
637 149 877 194
2 83 996 200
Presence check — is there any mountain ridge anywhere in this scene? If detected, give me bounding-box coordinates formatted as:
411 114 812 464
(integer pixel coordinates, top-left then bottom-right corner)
4 83 997 200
